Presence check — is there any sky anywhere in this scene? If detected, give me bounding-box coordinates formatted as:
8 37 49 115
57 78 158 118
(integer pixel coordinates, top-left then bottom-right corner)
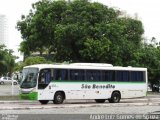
0 0 160 61
0 0 39 61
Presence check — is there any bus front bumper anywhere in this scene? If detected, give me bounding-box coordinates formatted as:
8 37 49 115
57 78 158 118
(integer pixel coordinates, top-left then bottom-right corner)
19 92 38 100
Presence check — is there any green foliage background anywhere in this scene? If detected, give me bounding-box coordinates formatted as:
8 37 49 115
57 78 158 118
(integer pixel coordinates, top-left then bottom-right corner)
0 45 17 76
16 0 160 85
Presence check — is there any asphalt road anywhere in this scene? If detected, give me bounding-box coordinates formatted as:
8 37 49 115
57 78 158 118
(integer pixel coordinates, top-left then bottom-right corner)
0 85 160 120
0 84 19 96
0 105 160 120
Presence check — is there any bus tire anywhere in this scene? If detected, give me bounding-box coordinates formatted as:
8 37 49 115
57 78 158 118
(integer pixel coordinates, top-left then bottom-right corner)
39 100 49 104
108 92 121 103
95 99 106 103
53 92 64 104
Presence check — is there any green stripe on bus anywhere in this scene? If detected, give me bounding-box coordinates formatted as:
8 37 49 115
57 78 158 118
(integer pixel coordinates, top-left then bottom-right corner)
19 92 38 100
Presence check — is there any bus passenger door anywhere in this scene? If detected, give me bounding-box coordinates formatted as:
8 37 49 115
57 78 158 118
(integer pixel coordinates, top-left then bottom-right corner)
38 69 53 100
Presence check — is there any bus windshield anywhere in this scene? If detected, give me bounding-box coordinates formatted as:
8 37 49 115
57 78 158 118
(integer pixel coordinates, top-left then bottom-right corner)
20 68 38 88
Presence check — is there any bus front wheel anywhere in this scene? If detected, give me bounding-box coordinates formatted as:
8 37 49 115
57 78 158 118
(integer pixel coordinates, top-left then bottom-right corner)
108 92 121 103
53 92 64 104
95 99 106 103
39 100 49 104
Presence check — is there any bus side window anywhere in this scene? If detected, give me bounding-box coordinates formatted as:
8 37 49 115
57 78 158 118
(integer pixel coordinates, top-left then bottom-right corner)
61 70 68 80
70 69 85 81
45 71 51 84
116 71 129 82
54 69 68 81
102 70 115 81
130 71 144 82
39 72 45 84
86 70 101 81
54 69 60 80
39 69 51 84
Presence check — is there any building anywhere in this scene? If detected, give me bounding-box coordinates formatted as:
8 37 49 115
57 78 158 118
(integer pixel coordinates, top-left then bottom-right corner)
0 15 8 46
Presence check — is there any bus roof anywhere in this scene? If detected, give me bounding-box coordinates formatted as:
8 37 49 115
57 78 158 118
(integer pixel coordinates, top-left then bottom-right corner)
23 63 147 71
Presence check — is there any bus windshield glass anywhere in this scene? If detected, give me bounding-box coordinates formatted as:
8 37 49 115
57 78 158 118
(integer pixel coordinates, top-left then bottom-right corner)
20 68 39 88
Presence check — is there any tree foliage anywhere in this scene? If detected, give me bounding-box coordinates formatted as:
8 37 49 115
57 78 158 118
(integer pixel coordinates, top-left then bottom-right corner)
24 56 52 66
0 44 16 76
130 45 160 84
17 0 143 63
17 0 160 83
15 56 53 71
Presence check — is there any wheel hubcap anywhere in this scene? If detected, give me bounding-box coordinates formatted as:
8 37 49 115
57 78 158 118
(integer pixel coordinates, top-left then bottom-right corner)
57 95 62 102
114 96 117 100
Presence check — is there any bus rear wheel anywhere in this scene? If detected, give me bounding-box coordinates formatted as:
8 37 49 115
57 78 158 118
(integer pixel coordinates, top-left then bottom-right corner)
53 92 64 104
39 100 49 104
108 92 121 103
95 99 106 103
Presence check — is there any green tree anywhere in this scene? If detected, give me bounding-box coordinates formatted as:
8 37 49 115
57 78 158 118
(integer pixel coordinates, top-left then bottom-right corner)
17 0 143 63
17 0 160 89
15 56 53 72
0 44 16 76
23 56 52 66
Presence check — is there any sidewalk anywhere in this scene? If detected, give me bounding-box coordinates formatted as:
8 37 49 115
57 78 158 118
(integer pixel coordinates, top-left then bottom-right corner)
0 99 160 110
0 95 19 100
0 94 160 110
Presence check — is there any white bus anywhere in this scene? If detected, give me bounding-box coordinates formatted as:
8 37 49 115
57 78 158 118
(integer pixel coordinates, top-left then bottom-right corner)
19 63 148 104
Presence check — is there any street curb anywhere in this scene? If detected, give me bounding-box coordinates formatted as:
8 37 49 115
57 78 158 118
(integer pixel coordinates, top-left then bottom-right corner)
0 97 160 110
0 102 160 110
0 100 37 104
0 97 160 104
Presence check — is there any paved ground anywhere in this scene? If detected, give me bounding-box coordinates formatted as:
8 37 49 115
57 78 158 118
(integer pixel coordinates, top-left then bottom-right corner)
0 101 160 120
0 105 160 114
0 84 19 96
0 85 159 120
0 95 160 110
